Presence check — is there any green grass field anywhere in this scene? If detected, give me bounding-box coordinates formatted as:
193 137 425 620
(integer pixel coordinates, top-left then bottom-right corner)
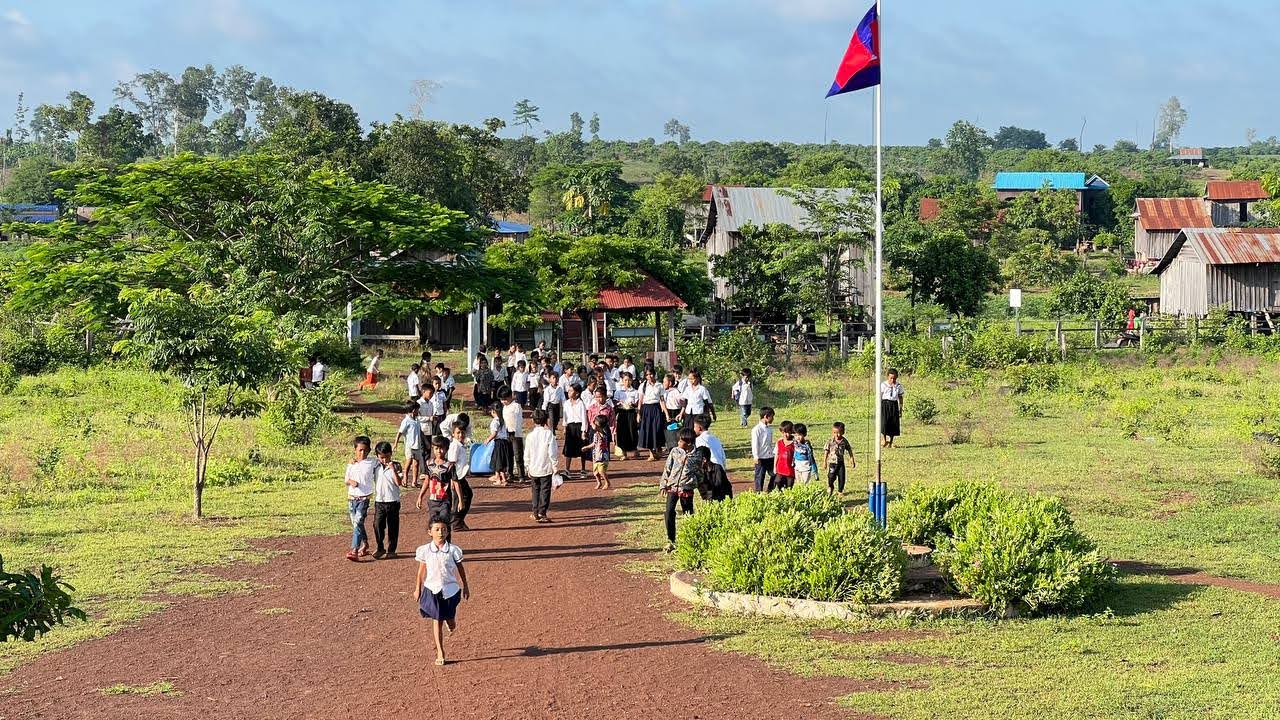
3 352 1280 717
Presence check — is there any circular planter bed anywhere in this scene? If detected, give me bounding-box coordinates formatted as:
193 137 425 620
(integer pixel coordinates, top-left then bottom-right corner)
670 570 989 620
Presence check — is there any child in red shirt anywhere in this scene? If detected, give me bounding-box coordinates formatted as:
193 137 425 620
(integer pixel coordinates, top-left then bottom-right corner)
772 420 795 491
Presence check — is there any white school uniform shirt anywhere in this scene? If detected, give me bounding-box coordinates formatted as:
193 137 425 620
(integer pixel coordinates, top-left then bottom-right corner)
751 422 775 460
614 387 640 410
676 376 689 393
542 383 565 409
367 355 382 374
431 390 448 417
663 386 684 411
562 397 587 426
407 372 423 398
442 375 456 394
560 372 580 390
880 381 905 401
685 384 712 415
619 362 636 380
502 400 524 438
373 462 401 502
511 370 529 392
524 424 559 477
640 381 664 405
416 541 465 597
345 458 378 498
732 379 754 406
696 432 727 468
310 361 327 384
512 351 525 368
398 415 424 450
489 416 509 441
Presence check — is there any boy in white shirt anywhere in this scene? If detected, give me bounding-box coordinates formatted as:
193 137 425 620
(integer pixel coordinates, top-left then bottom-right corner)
393 402 426 488
523 409 560 523
750 407 776 493
731 368 755 427
407 363 424 400
309 356 327 387
371 440 403 558
501 389 528 483
343 436 378 561
541 372 565 430
682 371 715 428
511 360 530 408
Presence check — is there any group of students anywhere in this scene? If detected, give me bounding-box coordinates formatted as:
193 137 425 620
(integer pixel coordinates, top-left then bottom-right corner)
749 407 856 495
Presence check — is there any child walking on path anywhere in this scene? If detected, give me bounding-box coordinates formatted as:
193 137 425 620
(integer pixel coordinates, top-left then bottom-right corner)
791 424 816 484
586 416 611 490
750 407 776 493
659 429 698 552
731 368 754 427
823 421 855 496
372 441 403 558
416 437 457 525
394 402 425 489
484 402 512 489
344 436 378 561
772 421 796 491
524 409 559 523
447 424 474 531
358 349 385 391
414 518 470 666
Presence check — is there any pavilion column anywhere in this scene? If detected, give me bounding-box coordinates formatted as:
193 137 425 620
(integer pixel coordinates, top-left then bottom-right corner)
653 311 661 353
667 310 676 352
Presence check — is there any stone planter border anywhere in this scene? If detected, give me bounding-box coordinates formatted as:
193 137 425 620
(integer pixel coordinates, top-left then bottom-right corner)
670 570 988 620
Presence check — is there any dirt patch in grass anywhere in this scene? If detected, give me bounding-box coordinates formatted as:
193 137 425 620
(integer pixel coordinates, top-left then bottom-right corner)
1116 561 1280 600
811 629 944 644
1153 490 1198 518
874 652 952 666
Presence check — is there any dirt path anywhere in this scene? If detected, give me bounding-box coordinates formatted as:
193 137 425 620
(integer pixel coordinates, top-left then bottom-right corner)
1 398 869 720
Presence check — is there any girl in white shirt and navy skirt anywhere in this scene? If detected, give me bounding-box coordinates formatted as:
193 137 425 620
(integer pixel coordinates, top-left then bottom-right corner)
415 517 470 666
637 369 666 461
561 385 589 478
880 368 905 448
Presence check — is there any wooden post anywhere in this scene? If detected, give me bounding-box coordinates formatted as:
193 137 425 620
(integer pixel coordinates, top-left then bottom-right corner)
1094 320 1101 349
700 324 709 342
1192 316 1199 344
1251 315 1258 336
1015 316 1022 335
590 312 600 354
653 311 661 353
1055 319 1063 348
840 325 849 359
1139 319 1146 350
667 310 676 352
1059 327 1067 360
784 324 792 365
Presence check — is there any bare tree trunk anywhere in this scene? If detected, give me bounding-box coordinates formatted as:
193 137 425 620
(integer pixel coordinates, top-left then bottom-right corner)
193 441 208 518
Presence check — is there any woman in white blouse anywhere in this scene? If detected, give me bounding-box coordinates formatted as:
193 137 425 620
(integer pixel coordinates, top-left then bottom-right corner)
880 368 905 448
637 368 665 461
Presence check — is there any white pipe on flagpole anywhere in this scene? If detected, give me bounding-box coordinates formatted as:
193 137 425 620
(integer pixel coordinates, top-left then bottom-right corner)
873 0 884 484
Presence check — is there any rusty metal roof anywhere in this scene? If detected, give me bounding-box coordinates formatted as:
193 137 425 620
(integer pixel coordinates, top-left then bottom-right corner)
919 197 940 222
707 186 865 233
1181 228 1280 267
596 274 687 311
1205 180 1270 202
1135 197 1210 231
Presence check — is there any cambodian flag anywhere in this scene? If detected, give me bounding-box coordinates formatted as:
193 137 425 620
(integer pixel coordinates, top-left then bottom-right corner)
826 4 880 97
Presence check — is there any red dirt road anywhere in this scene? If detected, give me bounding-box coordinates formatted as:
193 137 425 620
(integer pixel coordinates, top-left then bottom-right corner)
1 460 868 720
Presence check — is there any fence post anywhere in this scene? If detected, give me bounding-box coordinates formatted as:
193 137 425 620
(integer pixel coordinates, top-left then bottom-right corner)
1055 320 1063 347
1015 317 1022 335
784 324 792 365
1094 320 1101 349
839 325 849 359
700 324 708 343
1139 320 1146 350
1192 316 1199 344
1251 315 1258 336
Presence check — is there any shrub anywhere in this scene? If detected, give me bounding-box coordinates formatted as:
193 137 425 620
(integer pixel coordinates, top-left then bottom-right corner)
955 323 1057 369
303 332 363 373
1 556 87 641
806 512 906 603
707 510 816 598
261 382 347 446
678 327 773 385
1005 363 1062 394
890 480 1002 547
946 416 973 445
933 494 1116 615
676 484 842 570
1014 398 1044 418
1112 397 1188 442
908 396 939 425
0 361 16 395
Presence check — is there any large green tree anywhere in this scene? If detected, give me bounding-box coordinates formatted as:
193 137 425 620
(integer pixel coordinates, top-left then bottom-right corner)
944 120 992 178
6 154 494 515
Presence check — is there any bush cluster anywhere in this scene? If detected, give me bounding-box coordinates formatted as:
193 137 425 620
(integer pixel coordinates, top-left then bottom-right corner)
677 327 773 385
261 381 348 446
677 484 905 604
0 311 94 375
853 322 1057 378
891 480 1116 615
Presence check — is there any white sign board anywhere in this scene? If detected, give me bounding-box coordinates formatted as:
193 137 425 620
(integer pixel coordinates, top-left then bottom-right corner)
1009 288 1023 309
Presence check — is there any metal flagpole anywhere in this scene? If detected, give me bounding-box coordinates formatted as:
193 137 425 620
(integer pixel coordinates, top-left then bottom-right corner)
870 0 886 526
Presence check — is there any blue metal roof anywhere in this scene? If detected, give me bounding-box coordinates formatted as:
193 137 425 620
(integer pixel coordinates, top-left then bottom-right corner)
0 204 59 223
493 220 531 234
992 172 1109 191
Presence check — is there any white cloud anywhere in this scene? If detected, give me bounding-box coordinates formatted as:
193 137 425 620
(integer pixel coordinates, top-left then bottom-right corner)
4 8 30 26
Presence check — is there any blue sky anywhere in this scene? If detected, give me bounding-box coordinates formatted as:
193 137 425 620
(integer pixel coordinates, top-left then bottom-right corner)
0 1 1273 147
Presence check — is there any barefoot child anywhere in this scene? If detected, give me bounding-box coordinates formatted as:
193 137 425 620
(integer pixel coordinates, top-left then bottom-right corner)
659 429 698 552
447 424 475 531
358 348 385 391
372 441 403 559
416 437 456 525
585 415 612 490
414 518 470 666
772 420 795 491
343 436 378 561
792 424 816 484
823 421 855 496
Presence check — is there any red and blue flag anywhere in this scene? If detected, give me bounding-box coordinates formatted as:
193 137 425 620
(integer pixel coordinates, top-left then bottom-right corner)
826 4 880 97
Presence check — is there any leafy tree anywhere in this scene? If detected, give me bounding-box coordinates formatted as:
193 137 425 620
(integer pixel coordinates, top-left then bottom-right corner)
31 92 94 156
260 91 364 169
944 120 992 178
624 172 704 246
993 126 1049 150
995 185 1082 251
12 91 30 144
217 64 258 113
0 156 67 203
513 98 540 136
589 112 600 140
485 232 711 331
1047 270 1133 321
769 188 872 327
711 225 790 321
538 129 586 166
78 107 156 164
663 118 691 145
114 70 178 146
208 108 249 156
1155 96 1188 150
6 155 496 515
1113 139 1140 153
173 64 221 128
926 137 942 149
914 228 1000 317
1 556 86 641
556 161 632 233
1001 237 1081 287
727 141 789 184
1058 138 1080 152
568 112 585 138
773 151 868 188
934 184 1000 246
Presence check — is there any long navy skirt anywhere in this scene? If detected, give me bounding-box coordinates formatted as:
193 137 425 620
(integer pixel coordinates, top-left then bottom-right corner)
638 403 664 450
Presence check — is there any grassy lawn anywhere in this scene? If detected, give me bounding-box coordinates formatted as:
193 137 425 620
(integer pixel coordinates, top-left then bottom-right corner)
615 352 1280 719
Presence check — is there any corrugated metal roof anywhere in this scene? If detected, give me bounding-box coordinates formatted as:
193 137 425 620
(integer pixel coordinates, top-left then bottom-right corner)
992 172 1109 191
1205 180 1270 202
492 220 531 234
596 274 687 311
919 197 941 222
0 203 59 224
1135 197 1210 231
1184 228 1280 266
708 186 865 233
